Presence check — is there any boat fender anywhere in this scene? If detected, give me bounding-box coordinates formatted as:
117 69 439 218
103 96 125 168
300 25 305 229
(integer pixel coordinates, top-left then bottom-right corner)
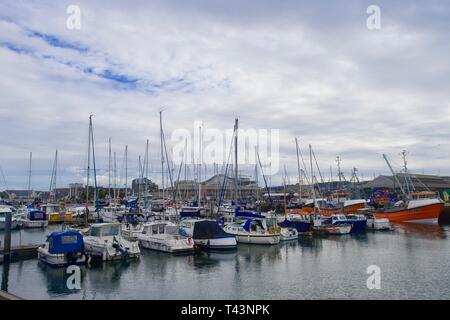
187 237 192 245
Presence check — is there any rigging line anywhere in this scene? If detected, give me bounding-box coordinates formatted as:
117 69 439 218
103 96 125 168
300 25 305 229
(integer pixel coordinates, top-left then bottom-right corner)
311 147 325 184
219 125 237 207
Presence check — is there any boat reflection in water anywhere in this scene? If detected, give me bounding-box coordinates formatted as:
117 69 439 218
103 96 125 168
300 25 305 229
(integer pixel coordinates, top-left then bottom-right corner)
37 262 87 296
394 223 447 240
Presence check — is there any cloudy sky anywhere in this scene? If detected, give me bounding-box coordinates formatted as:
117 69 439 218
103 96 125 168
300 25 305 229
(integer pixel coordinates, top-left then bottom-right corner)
0 0 449 191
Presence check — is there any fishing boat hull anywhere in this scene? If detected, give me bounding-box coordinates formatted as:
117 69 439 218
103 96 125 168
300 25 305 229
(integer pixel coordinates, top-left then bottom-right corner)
320 202 367 216
373 203 444 224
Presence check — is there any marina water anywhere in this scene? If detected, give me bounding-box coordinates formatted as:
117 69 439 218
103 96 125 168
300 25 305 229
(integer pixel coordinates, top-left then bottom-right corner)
1 223 450 299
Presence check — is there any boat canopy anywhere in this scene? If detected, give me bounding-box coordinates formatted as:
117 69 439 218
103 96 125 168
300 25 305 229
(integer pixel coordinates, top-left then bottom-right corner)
234 207 264 219
193 220 235 239
28 210 46 221
180 207 201 218
47 231 84 254
242 219 264 232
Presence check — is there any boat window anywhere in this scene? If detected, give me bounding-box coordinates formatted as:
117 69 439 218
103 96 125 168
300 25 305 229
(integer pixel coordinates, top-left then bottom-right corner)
152 225 158 234
159 225 165 233
91 227 101 237
101 224 120 236
61 235 78 245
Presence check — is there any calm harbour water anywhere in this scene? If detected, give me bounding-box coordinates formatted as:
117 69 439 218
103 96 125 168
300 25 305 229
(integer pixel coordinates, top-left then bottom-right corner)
1 223 450 300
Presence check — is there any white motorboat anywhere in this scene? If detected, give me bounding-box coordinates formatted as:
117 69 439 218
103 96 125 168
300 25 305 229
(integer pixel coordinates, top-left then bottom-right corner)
83 223 140 261
0 206 18 230
366 214 391 230
179 219 237 250
37 230 86 267
223 219 281 245
121 222 145 241
280 227 299 241
18 209 48 228
100 205 126 223
138 221 194 253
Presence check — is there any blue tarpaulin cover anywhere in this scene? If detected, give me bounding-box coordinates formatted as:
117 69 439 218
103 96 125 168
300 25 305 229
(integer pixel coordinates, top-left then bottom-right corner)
29 210 46 221
48 231 84 254
242 219 264 232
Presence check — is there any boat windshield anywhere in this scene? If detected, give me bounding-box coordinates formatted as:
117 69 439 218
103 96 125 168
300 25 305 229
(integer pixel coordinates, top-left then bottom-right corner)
91 224 120 237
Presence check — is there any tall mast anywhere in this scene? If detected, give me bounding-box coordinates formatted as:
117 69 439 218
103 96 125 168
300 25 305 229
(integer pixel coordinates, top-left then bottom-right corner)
108 137 111 199
138 155 142 199
125 145 128 200
383 154 406 197
28 152 32 198
309 144 316 209
336 156 342 191
85 115 92 226
114 152 117 205
255 147 259 202
295 138 302 204
198 124 202 207
160 111 165 205
145 139 149 199
234 118 238 203
49 149 58 201
283 165 288 218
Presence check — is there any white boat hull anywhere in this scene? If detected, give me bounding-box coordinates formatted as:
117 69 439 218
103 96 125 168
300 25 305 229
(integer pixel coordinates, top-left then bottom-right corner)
121 225 144 241
19 219 48 228
84 237 140 261
235 234 280 245
139 235 194 253
367 218 391 230
194 237 237 249
280 228 299 241
37 247 86 268
0 220 18 230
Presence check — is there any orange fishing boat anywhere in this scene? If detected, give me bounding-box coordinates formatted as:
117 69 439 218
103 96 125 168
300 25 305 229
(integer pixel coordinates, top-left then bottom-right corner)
320 200 367 216
372 192 444 224
286 199 366 216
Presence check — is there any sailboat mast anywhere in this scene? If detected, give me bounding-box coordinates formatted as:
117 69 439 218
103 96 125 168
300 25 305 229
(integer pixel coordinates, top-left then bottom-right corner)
309 144 316 210
234 118 238 203
85 115 92 226
283 165 288 218
145 139 149 199
160 111 165 206
198 124 202 207
295 138 302 205
28 151 32 198
114 152 117 206
108 137 111 199
125 145 128 200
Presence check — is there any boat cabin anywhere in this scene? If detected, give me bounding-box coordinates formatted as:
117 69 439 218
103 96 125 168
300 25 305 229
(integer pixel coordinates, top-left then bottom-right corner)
90 223 121 237
41 204 61 214
410 191 439 200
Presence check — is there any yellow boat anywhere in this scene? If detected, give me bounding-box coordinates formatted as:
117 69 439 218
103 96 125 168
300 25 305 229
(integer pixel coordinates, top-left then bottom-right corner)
41 204 73 223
